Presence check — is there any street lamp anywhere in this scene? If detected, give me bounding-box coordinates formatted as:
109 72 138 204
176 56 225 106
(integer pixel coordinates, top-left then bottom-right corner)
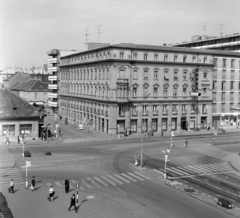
140 93 151 168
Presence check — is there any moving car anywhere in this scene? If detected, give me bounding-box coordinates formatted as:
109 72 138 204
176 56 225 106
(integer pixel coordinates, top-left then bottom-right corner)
217 198 233 209
79 124 83 130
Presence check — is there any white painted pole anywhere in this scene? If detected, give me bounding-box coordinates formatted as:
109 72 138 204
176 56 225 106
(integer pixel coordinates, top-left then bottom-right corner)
25 163 28 188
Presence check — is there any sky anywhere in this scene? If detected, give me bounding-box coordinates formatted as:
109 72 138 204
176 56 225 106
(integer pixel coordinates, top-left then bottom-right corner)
0 0 240 70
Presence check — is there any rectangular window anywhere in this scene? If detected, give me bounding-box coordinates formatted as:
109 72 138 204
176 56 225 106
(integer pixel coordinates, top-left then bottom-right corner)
164 55 168 62
2 125 15 136
163 105 167 113
119 106 124 116
132 106 137 114
102 70 105 80
34 93 38 99
203 72 207 79
203 88 207 96
222 82 225 90
174 55 177 62
223 59 226 68
192 56 196 63
153 87 158 97
172 105 177 113
162 118 167 130
183 56 187 63
133 69 137 80
221 92 225 101
133 87 137 97
231 59 235 69
183 72 187 80
202 104 207 113
154 54 158 61
143 87 148 97
153 105 157 113
163 89 168 97
120 53 124 59
154 70 158 80
144 53 148 61
144 70 148 80
213 82 216 90
106 70 109 80
142 105 147 113
20 124 32 135
182 104 186 112
91 71 93 80
183 87 187 96
174 72 178 81
203 57 207 63
164 72 169 81
99 71 101 80
173 89 177 98
213 58 218 68
231 81 234 90
133 53 137 60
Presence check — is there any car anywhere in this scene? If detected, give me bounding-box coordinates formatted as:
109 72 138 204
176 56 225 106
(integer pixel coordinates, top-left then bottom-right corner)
79 124 83 130
217 198 233 209
217 127 226 133
24 150 31 157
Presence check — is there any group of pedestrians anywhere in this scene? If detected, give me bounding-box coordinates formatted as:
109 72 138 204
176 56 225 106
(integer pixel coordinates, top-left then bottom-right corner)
9 177 78 213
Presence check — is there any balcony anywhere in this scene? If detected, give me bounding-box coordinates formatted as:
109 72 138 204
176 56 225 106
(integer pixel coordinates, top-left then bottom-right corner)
152 110 159 116
116 78 129 84
48 67 57 72
97 109 100 115
132 111 138 117
48 58 57 64
190 110 196 114
48 84 58 90
48 100 58 107
162 110 168 115
119 113 125 117
105 111 109 117
48 75 57 81
116 97 129 103
142 111 149 116
48 93 58 98
182 110 187 115
172 110 178 115
202 110 207 114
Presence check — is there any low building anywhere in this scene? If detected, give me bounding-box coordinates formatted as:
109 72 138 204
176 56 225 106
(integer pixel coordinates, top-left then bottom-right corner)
0 90 42 138
10 80 50 107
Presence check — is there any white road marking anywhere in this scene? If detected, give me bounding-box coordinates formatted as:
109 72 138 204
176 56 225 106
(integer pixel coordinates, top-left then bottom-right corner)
127 173 144 181
114 174 131 183
86 178 101 188
93 177 109 186
107 175 123 184
101 176 116 186
134 172 151 180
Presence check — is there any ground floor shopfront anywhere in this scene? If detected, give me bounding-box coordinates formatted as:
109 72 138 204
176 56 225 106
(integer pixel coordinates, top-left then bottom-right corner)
212 113 240 129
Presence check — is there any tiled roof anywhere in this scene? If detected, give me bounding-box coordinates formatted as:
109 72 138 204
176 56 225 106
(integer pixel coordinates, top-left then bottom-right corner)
10 80 49 91
2 73 17 81
9 81 22 90
0 90 36 117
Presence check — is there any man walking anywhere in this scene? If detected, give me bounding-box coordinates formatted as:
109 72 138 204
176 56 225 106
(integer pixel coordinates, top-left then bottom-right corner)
184 138 188 148
48 185 55 201
64 178 70 193
5 130 10 145
68 194 77 212
31 176 36 191
17 135 20 144
9 179 14 193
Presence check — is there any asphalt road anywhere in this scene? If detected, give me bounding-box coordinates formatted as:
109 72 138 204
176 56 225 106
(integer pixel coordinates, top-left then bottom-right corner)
5 131 240 217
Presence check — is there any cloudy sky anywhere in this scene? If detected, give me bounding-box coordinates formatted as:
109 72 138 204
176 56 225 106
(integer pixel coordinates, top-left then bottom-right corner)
0 0 240 70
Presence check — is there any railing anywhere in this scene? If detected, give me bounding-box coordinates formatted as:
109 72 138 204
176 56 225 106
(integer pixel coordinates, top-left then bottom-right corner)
132 111 138 117
162 110 168 115
172 110 178 114
152 110 159 116
142 111 149 116
119 113 125 117
116 78 129 84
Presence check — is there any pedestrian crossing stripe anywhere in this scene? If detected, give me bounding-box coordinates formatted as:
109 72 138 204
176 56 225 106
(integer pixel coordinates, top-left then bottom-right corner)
93 176 109 186
120 173 137 182
63 137 110 143
101 176 116 186
127 172 144 181
156 162 233 179
107 175 123 185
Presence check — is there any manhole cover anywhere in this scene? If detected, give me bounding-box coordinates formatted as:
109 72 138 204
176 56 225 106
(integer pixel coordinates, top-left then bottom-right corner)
185 188 194 193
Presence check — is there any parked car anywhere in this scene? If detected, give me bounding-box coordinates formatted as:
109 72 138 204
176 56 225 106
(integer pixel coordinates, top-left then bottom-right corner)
217 198 233 209
79 124 83 130
24 150 31 157
217 127 226 133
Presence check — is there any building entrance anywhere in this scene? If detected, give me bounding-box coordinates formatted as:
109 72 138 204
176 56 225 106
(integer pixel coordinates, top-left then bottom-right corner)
181 117 187 130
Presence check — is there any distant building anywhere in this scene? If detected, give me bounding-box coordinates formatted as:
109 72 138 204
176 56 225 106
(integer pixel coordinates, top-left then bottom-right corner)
10 80 50 107
47 49 80 114
172 33 240 52
0 90 42 138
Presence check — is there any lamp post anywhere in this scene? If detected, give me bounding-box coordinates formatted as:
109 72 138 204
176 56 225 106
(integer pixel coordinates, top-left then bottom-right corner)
162 149 170 179
140 93 151 168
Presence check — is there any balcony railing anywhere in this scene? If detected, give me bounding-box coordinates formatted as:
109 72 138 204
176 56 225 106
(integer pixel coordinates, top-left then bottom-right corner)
142 111 149 116
172 110 178 114
48 93 58 98
48 84 58 90
152 110 159 116
48 58 57 64
105 111 109 117
162 110 168 115
48 66 57 72
116 78 129 84
48 75 57 81
132 111 138 117
202 110 207 114
119 113 125 117
182 110 187 114
48 100 58 107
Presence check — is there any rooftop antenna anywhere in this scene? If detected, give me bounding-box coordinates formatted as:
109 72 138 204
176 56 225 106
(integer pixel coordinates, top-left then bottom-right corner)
219 24 224 37
84 28 90 50
97 24 102 43
203 23 207 36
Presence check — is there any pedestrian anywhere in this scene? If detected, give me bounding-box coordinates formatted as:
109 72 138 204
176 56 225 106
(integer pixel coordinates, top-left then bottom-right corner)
22 133 25 144
48 185 55 201
17 135 20 144
31 176 36 191
184 138 188 148
68 194 77 212
9 179 14 193
64 178 70 193
6 130 10 145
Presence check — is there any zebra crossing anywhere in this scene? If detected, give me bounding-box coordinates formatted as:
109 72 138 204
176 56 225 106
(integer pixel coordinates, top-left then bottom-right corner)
46 171 151 190
63 136 112 143
154 162 233 179
0 160 24 185
188 144 234 161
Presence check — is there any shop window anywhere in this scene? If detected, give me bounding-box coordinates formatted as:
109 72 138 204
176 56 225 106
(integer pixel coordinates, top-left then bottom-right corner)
130 120 137 133
2 125 15 136
20 124 32 135
162 118 168 131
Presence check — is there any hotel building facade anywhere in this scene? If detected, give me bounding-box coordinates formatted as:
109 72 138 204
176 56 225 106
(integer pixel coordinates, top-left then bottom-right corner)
58 44 220 135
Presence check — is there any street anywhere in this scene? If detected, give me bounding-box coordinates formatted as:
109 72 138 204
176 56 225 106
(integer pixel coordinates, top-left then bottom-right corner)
1 126 240 217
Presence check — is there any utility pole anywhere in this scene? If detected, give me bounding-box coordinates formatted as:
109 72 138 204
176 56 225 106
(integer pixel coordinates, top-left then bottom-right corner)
97 25 102 43
84 28 90 50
